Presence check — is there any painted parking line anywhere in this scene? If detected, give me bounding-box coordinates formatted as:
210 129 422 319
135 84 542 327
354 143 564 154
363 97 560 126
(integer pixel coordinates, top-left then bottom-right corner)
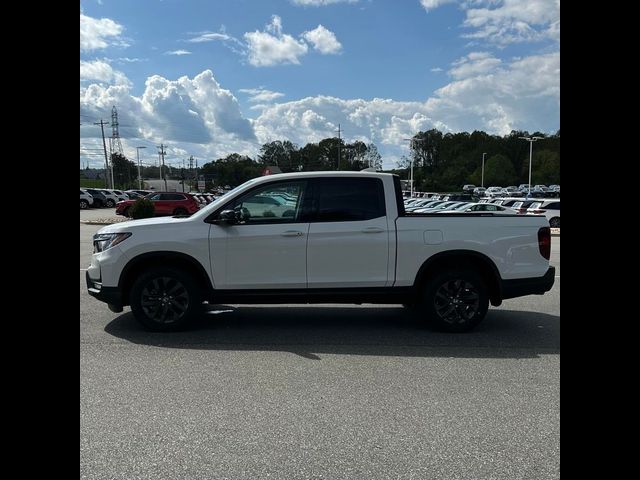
80 268 88 271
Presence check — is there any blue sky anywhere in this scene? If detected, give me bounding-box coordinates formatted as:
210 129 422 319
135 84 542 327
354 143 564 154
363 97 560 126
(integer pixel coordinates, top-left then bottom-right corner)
80 0 560 169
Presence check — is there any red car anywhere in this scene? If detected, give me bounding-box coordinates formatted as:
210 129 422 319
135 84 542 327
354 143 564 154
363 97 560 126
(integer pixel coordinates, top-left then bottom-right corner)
116 192 200 217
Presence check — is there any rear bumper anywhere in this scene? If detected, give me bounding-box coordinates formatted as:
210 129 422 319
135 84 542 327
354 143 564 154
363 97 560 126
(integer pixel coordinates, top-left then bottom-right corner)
500 266 556 300
86 271 124 310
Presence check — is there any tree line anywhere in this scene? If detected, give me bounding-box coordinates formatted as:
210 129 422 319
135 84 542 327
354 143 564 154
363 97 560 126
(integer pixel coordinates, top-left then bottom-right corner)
393 129 560 192
82 129 559 192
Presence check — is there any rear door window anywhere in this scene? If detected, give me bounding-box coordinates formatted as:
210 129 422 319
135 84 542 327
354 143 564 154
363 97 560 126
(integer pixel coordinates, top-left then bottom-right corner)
313 178 385 222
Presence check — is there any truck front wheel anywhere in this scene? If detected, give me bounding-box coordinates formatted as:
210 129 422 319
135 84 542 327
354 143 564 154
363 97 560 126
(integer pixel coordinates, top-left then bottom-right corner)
130 267 202 331
421 269 489 332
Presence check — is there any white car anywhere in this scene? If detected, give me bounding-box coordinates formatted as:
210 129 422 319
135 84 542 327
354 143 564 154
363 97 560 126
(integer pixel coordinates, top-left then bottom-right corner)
109 189 130 202
434 203 517 214
99 190 121 208
526 200 560 228
87 171 554 333
485 187 506 198
80 189 94 209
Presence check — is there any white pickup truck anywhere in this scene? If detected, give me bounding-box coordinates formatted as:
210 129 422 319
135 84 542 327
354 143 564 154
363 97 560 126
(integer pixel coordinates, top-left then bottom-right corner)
86 172 554 332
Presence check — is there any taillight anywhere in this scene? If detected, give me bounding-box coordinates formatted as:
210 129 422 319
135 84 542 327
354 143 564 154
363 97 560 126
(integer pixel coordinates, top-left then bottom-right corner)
538 227 551 260
531 209 546 214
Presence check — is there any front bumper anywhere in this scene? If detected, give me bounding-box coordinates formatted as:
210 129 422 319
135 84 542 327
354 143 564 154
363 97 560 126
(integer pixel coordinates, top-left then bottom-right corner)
500 266 556 300
86 271 124 311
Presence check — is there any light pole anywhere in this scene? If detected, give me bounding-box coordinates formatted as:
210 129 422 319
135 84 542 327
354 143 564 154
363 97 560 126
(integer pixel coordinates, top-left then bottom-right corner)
404 137 428 197
518 136 543 196
481 152 486 188
136 146 146 190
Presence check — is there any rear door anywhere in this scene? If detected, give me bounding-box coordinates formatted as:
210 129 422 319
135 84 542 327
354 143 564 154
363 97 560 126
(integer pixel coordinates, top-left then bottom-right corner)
306 177 391 288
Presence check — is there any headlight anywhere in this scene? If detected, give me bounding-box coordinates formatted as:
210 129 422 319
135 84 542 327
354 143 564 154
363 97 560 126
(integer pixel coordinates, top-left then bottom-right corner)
93 232 131 253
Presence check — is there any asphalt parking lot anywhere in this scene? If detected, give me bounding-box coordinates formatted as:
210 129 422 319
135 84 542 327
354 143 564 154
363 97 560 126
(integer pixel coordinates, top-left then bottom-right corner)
80 214 560 480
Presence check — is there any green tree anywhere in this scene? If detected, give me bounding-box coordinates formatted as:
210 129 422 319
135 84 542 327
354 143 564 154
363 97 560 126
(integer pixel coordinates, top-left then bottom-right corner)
258 140 300 172
479 154 518 186
530 150 560 185
111 153 138 189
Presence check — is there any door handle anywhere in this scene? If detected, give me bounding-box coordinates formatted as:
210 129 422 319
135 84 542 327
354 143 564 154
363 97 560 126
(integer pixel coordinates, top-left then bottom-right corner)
281 230 304 237
361 227 384 233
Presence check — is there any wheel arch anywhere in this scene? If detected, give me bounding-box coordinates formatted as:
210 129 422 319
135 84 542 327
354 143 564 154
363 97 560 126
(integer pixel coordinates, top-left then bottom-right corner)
118 251 213 305
413 250 502 306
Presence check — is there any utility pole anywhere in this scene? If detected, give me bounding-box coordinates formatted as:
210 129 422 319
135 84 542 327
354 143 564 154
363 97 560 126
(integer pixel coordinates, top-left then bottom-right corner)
189 155 194 191
158 143 167 190
136 146 147 190
94 119 110 188
481 152 486 188
336 123 341 170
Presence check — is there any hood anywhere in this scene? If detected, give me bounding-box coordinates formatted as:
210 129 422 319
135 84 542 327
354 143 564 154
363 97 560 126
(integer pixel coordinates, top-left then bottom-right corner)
97 215 193 234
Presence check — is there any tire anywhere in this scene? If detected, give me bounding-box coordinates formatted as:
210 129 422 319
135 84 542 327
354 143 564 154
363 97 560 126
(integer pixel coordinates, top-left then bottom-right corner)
173 208 188 216
80 200 88 209
123 207 131 217
130 267 202 332
549 217 560 228
106 199 115 208
419 269 489 332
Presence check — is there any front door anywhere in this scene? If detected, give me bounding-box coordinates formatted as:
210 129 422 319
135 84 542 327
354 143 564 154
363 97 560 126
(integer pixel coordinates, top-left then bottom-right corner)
209 180 310 289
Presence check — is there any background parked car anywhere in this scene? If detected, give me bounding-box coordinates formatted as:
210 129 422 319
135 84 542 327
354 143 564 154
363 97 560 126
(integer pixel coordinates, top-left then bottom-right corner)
462 184 476 193
473 187 486 196
84 188 108 207
511 200 538 214
116 192 200 217
109 189 130 202
99 190 120 208
462 203 518 214
80 189 94 209
526 200 560 228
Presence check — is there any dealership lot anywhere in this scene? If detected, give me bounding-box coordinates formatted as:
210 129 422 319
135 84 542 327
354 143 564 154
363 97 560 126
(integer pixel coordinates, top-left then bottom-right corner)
80 217 559 480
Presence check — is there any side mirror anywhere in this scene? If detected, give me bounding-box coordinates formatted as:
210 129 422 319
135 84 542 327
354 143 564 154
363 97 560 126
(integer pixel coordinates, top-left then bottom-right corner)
218 210 237 224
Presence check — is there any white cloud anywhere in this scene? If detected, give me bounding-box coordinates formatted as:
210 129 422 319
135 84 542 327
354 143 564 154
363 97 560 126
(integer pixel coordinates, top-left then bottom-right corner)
418 0 560 46
188 32 233 43
80 59 131 86
165 49 192 56
239 88 285 103
301 25 342 54
420 0 457 12
462 0 560 45
430 67 444 72
80 12 125 51
448 51 501 79
291 0 358 5
244 15 309 66
253 51 559 165
80 52 558 170
80 69 256 159
117 57 147 63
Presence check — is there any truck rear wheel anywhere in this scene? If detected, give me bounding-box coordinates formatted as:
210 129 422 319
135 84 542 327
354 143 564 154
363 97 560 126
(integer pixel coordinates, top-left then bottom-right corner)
420 269 489 332
130 267 202 332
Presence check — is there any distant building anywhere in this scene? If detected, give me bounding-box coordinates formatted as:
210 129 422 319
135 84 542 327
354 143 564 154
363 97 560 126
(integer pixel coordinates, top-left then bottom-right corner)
81 168 105 180
262 166 282 176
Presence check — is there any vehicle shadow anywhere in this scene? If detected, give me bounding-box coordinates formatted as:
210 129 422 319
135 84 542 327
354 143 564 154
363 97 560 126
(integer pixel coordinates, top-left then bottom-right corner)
104 305 559 360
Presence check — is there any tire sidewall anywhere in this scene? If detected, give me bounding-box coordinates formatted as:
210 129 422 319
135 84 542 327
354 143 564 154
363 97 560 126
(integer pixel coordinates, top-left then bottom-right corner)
80 200 88 209
130 267 202 332
421 269 489 332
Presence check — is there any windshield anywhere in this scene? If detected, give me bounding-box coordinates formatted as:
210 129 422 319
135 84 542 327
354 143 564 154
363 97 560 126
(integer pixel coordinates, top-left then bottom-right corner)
194 177 262 214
